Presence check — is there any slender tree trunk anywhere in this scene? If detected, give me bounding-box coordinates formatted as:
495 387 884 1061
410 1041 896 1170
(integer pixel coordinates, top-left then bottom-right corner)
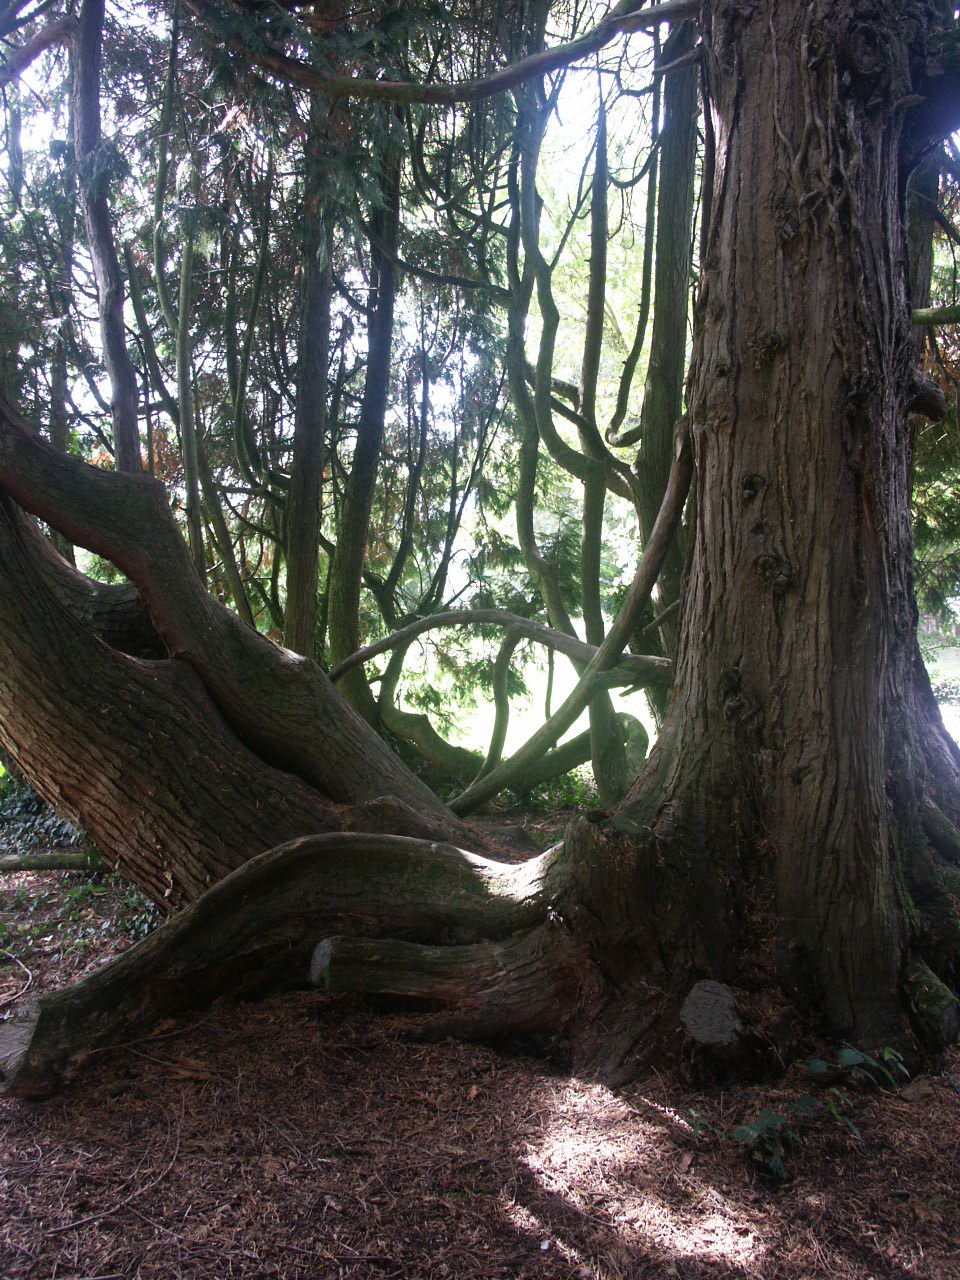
73 0 140 474
574 96 630 804
176 162 206 580
49 75 77 565
634 20 698 722
327 146 401 716
284 196 331 656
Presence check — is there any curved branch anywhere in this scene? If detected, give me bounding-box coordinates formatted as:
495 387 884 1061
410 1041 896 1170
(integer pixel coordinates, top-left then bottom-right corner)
607 67 661 446
186 0 697 106
473 628 523 783
451 418 692 815
328 607 673 690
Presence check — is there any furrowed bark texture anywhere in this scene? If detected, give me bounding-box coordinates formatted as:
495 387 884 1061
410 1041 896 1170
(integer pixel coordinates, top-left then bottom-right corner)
0 396 474 908
616 0 960 1043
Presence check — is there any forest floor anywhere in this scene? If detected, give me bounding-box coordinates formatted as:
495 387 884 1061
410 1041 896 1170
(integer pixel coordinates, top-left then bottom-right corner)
1 800 959 1279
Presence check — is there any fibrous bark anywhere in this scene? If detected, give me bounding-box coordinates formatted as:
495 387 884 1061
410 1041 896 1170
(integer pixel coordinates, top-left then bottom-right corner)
612 0 960 1045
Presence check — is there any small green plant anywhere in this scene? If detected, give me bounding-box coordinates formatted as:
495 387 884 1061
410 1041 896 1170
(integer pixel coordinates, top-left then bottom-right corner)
824 1086 860 1137
688 1109 722 1140
807 1044 909 1090
733 1108 797 1181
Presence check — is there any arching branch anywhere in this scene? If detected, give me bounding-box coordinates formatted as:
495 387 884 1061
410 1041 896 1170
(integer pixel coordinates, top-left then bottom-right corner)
329 608 673 690
451 418 692 815
186 0 698 106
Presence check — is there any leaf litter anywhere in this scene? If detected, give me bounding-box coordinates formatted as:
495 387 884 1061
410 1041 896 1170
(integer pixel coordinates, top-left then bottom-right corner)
1 862 959 1279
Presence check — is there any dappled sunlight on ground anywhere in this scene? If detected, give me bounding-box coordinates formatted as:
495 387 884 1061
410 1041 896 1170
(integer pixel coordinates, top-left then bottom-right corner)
2 870 959 1278
512 1076 768 1274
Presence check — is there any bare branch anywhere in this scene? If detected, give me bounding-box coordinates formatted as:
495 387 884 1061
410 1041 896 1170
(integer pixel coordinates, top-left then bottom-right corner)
328 607 673 690
0 15 75 88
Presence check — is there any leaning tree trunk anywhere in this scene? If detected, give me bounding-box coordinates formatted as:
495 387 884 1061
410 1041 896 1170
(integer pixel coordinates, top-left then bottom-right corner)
0 394 471 910
605 0 960 1050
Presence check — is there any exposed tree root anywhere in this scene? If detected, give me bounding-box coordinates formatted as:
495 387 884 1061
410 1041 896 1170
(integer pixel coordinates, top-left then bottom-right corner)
311 923 581 1038
0 833 567 1098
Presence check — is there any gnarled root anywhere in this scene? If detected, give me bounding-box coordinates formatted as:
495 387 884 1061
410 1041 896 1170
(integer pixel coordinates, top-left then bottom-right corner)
0 833 571 1098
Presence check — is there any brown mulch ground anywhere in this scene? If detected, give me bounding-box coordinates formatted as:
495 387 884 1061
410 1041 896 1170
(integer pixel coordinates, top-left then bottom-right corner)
2 860 960 1279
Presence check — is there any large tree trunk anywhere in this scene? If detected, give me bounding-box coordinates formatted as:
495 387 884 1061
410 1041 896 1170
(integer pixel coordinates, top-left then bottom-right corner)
611 0 960 1046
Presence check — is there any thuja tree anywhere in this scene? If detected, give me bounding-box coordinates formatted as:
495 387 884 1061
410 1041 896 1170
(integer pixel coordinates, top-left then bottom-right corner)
3 0 960 1096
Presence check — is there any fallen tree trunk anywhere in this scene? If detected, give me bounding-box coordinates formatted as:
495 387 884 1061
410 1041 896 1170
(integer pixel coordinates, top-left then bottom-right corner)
0 849 100 873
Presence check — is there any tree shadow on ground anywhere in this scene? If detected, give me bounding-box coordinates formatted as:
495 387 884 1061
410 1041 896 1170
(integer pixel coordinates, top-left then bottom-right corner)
1 977 957 1279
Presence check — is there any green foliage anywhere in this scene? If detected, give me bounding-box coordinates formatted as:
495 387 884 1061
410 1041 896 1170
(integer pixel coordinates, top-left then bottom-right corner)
733 1109 798 1182
691 1049 911 1187
807 1044 910 1090
0 868 160 970
0 766 79 853
510 764 601 812
61 873 161 947
929 674 960 704
688 1108 722 1140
